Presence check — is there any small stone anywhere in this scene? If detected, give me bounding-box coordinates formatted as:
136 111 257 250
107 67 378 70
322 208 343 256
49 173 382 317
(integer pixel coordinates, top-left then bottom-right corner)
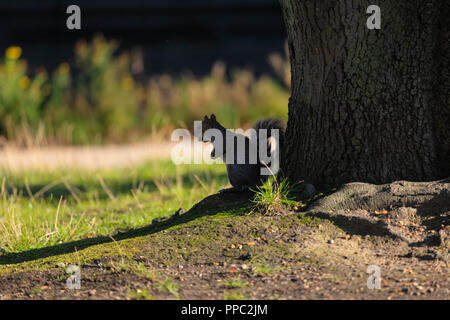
327 239 334 244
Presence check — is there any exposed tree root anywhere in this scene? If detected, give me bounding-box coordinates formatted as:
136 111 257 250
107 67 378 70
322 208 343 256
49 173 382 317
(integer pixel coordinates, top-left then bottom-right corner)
304 179 450 259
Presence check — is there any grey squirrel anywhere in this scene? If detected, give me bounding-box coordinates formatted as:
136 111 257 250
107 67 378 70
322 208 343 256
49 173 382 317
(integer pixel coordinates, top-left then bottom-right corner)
199 114 285 191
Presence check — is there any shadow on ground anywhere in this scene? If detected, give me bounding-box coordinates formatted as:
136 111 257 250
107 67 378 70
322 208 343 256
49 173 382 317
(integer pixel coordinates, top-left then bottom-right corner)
5 171 228 202
3 179 448 265
0 190 253 265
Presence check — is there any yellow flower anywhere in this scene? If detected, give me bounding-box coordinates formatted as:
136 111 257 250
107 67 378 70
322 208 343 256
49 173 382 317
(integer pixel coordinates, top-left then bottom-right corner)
58 62 70 75
121 76 134 91
6 46 22 60
19 76 30 89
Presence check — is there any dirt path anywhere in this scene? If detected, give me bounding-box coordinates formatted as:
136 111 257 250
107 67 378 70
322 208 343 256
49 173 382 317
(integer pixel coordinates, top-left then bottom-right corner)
0 141 213 172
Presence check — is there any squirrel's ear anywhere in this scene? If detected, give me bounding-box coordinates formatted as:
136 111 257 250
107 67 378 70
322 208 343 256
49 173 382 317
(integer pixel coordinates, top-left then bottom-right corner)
211 114 216 120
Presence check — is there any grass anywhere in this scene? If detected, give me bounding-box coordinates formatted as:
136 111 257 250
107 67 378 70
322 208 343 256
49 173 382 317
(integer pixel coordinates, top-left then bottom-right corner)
223 291 250 300
223 275 249 288
0 160 228 254
251 177 297 214
128 288 155 300
157 277 180 298
0 174 358 299
252 264 273 275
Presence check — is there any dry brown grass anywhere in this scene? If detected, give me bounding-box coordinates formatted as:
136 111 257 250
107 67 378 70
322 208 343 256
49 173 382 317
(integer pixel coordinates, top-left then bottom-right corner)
0 140 216 172
0 142 173 172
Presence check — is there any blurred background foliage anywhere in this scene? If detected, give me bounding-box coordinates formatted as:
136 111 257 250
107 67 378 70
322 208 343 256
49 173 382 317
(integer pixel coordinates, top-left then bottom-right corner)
0 35 290 146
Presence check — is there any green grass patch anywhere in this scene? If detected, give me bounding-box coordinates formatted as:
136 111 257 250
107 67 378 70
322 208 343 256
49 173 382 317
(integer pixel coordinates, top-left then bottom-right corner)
223 275 249 288
251 178 298 214
128 288 155 300
157 277 180 299
0 160 227 254
223 291 250 300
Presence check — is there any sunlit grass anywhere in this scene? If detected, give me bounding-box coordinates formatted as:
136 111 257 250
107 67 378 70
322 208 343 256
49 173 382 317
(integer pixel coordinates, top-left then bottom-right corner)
223 275 249 288
251 177 297 214
0 160 227 253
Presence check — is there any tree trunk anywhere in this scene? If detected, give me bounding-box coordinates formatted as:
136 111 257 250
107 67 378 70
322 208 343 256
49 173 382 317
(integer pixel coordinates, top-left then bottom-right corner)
279 0 449 186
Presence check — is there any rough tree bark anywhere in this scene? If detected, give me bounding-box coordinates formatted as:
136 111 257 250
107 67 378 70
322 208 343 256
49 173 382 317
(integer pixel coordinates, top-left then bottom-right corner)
279 0 449 186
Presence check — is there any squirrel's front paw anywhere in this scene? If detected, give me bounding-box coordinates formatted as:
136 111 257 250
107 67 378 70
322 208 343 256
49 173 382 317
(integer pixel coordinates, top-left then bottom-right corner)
218 187 238 193
218 186 251 193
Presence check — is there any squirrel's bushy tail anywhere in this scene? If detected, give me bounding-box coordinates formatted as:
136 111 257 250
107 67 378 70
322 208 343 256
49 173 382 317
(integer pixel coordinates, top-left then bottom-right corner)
253 118 285 178
253 118 285 152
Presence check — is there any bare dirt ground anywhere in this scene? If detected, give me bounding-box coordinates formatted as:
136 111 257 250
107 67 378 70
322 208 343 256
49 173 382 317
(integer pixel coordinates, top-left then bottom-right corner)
0 180 448 300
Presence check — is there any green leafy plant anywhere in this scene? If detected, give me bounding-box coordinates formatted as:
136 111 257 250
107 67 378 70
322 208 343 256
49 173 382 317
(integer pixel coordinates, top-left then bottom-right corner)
0 35 290 145
0 46 47 143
